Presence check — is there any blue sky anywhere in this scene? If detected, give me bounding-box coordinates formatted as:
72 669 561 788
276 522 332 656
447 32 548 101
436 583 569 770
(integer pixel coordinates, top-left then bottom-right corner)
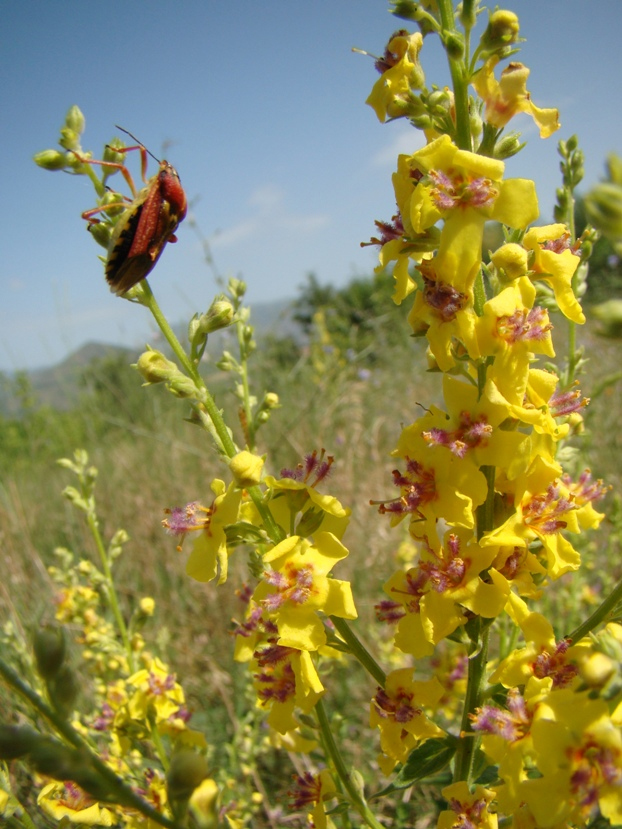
2 1 622 371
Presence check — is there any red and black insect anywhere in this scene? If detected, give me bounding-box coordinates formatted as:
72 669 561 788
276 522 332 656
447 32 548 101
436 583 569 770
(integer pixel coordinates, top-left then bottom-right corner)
78 127 187 295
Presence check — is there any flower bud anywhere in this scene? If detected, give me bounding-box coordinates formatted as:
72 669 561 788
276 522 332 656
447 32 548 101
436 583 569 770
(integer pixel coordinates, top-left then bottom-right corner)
135 348 179 384
590 298 622 338
227 277 247 300
167 749 209 803
585 181 622 247
59 127 81 152
445 33 464 60
47 664 79 717
197 298 236 335
33 149 69 171
229 451 264 489
481 9 520 49
139 597 155 616
0 724 40 759
33 624 66 679
88 221 113 249
493 132 524 160
263 392 280 410
490 243 528 281
580 652 615 688
64 105 86 137
103 138 127 169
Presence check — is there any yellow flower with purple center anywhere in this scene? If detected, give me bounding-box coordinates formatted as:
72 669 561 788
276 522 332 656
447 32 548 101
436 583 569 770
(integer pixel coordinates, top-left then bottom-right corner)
380 529 509 658
382 428 489 531
252 533 356 652
394 134 539 288
366 30 425 123
288 770 337 829
491 593 587 689
438 782 498 829
252 641 324 734
163 480 242 584
37 782 114 826
127 657 187 730
476 276 554 363
481 457 605 579
522 690 622 826
523 224 585 324
472 57 560 138
370 667 445 773
406 255 481 370
396 374 527 471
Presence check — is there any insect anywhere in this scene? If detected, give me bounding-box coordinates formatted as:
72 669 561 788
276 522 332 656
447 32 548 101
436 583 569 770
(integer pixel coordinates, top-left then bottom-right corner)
78 127 187 295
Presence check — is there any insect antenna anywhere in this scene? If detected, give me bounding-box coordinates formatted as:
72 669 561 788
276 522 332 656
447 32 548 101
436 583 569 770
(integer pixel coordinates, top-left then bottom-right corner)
114 125 161 164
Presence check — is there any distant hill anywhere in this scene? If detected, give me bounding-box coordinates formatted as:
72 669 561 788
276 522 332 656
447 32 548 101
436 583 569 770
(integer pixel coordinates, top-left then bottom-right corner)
0 300 299 416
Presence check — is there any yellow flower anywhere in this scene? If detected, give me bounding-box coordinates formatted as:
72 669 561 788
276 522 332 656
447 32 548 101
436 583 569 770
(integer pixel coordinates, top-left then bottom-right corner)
127 657 187 729
472 57 560 138
383 529 509 658
438 782 497 829
370 668 444 771
37 782 114 826
366 30 425 122
523 224 585 324
252 533 357 651
396 134 539 287
168 480 243 584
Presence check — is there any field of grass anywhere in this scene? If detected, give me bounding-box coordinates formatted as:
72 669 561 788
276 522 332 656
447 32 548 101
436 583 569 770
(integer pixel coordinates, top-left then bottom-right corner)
2 288 622 825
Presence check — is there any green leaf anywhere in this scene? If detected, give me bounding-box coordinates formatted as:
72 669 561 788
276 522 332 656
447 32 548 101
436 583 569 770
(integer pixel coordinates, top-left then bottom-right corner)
373 736 458 797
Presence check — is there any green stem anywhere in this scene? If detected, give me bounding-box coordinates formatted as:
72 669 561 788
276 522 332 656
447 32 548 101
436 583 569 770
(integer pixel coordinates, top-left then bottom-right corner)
437 0 471 151
236 320 256 451
139 280 284 544
0 657 179 829
316 699 385 829
566 574 622 644
452 620 491 783
330 617 386 687
86 509 134 671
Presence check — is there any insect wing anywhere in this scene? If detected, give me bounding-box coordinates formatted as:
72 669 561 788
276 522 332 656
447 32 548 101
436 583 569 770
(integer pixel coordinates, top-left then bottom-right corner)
105 163 186 295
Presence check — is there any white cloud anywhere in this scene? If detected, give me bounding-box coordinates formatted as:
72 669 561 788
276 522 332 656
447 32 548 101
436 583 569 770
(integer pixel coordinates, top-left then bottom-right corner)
209 185 329 249
371 128 426 167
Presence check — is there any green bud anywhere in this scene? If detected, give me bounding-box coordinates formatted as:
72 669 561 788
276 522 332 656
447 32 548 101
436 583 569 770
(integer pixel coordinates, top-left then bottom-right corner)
135 348 179 384
88 221 113 249
608 154 622 187
444 33 464 60
480 9 520 49
227 277 246 300
59 127 81 152
33 623 66 679
64 105 86 137
167 749 209 802
216 351 235 371
389 0 420 21
28 737 77 777
493 132 525 160
0 724 40 759
263 392 280 410
590 299 622 338
585 182 622 244
168 375 199 399
197 298 236 335
296 507 325 537
103 138 127 168
33 149 69 171
47 664 79 717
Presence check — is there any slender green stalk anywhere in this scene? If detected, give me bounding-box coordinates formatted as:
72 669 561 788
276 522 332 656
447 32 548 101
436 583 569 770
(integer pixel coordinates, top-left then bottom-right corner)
330 617 386 687
452 621 491 783
437 0 471 152
567 575 622 644
85 509 133 670
0 657 179 829
316 699 386 829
